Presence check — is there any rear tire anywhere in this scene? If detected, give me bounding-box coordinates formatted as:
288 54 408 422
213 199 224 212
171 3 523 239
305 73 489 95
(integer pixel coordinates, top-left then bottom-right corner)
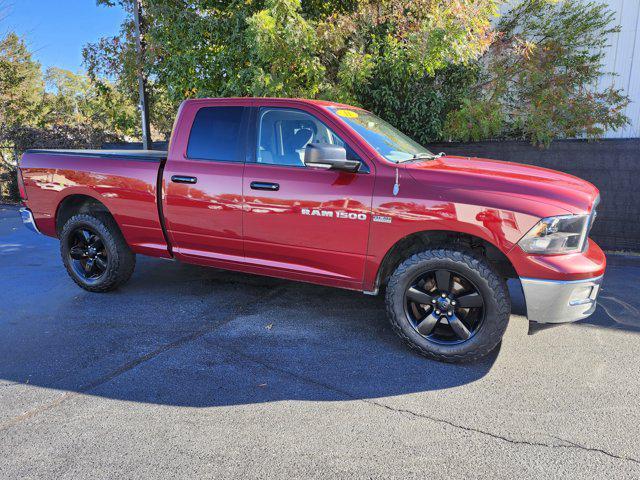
60 213 135 292
385 248 510 363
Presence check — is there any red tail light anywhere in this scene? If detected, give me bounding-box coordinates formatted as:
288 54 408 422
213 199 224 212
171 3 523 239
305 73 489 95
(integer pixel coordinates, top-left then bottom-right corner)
17 168 27 200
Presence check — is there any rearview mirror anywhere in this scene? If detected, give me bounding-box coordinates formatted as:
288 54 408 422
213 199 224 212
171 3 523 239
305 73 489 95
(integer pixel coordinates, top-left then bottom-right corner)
304 143 361 173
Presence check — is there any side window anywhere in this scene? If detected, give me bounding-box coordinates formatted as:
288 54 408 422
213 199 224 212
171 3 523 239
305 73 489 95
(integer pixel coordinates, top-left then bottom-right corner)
256 108 359 167
187 106 244 161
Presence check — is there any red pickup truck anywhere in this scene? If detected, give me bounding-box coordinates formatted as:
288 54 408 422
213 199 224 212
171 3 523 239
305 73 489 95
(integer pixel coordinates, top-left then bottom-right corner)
17 98 604 362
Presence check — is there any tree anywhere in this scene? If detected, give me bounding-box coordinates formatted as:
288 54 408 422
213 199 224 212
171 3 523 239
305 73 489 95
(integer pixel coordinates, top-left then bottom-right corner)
0 33 43 128
87 0 326 100
43 67 139 138
0 32 136 202
65 1 640 147
86 0 500 144
316 0 498 143
244 0 325 97
0 33 44 200
444 0 630 145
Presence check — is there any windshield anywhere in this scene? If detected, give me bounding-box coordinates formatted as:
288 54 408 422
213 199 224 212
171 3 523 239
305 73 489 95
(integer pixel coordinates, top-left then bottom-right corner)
327 107 433 162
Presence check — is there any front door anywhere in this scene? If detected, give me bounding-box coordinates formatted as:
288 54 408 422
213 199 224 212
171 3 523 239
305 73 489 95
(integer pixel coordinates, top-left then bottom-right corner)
163 104 248 263
243 107 375 288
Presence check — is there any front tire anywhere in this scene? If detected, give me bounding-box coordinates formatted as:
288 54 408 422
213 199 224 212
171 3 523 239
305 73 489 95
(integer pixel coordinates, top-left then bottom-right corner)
385 248 510 363
60 213 136 292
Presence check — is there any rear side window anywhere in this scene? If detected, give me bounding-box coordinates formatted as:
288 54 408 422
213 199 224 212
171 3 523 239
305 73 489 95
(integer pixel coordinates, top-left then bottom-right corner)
187 106 244 161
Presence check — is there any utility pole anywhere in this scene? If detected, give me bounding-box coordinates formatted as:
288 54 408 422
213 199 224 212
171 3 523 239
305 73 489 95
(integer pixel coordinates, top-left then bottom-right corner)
133 0 152 150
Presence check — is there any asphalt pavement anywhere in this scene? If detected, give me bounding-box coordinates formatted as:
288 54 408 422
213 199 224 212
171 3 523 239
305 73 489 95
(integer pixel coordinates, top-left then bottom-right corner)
1 204 639 479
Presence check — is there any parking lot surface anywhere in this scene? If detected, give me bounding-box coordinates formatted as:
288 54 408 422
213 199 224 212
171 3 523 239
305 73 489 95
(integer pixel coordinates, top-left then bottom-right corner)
1 204 639 479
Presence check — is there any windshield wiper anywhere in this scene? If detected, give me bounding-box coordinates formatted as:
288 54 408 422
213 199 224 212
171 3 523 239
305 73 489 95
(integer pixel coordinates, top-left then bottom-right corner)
402 152 445 162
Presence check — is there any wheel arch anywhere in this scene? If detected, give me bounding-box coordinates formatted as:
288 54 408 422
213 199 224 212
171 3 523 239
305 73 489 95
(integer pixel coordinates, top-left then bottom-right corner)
55 194 117 236
372 230 518 292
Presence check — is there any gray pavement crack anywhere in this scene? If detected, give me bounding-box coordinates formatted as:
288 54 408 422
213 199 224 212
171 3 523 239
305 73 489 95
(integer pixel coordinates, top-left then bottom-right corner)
219 345 640 467
376 403 640 465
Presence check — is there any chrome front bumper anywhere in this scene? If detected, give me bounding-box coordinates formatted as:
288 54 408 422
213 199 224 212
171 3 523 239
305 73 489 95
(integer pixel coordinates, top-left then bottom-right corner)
19 207 42 235
520 275 603 323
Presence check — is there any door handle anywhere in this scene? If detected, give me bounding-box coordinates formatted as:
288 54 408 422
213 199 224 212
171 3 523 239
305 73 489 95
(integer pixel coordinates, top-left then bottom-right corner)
250 181 279 191
171 175 197 184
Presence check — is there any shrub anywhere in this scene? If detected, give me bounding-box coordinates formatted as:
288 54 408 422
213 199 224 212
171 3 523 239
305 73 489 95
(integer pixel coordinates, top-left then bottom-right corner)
445 0 630 146
0 125 121 203
444 99 504 142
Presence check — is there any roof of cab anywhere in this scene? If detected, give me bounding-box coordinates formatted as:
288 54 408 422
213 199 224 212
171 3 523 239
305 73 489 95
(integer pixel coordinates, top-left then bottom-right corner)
181 97 364 110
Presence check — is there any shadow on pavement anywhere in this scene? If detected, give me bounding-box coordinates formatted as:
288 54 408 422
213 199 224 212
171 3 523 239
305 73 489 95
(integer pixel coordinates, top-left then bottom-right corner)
581 257 640 332
1 205 500 408
0 258 502 407
2 204 637 411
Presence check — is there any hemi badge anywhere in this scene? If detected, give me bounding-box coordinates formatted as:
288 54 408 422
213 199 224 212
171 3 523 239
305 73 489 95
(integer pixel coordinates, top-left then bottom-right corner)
373 215 392 224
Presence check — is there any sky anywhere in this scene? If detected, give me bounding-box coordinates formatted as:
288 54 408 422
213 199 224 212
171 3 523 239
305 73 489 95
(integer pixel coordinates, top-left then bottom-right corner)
3 0 128 73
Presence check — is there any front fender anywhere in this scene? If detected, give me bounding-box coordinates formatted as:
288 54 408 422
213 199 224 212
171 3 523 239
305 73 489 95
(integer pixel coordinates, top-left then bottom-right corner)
363 163 548 291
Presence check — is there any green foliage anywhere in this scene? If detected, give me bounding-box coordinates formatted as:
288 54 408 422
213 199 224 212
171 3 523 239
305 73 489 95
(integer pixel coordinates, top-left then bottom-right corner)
0 32 43 201
0 31 136 202
43 67 139 137
84 1 176 138
244 0 325 97
314 0 498 143
90 0 628 147
445 0 630 146
86 0 499 144
301 0 358 19
444 99 504 142
350 58 482 144
88 0 327 103
0 33 43 130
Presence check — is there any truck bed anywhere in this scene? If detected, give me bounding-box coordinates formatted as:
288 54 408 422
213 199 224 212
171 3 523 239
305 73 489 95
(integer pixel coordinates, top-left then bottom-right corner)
20 148 171 258
25 149 167 162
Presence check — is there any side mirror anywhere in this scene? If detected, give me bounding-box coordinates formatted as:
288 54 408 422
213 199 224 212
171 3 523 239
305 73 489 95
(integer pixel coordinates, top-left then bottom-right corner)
304 143 361 173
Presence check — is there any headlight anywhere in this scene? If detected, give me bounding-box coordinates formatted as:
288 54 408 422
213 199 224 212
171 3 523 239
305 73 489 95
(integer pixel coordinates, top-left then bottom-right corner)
518 215 590 254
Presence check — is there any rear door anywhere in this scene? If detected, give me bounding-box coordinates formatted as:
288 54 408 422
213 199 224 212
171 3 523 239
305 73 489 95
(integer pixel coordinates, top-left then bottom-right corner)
162 102 249 263
243 105 375 288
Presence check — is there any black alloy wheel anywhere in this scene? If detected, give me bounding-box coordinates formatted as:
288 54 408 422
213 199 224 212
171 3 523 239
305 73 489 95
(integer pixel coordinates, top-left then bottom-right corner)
385 248 510 363
67 227 109 283
404 269 485 344
60 213 136 292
